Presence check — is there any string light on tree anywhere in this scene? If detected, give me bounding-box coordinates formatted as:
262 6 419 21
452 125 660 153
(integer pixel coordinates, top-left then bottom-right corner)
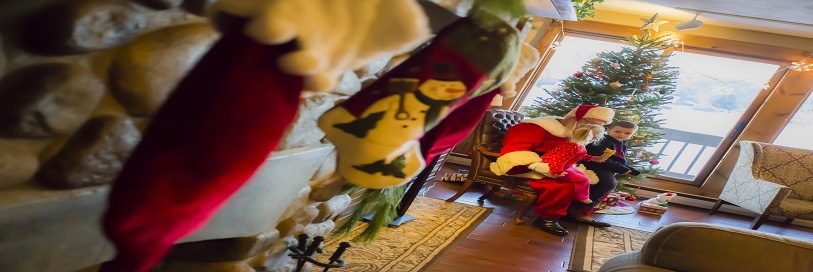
550 40 562 50
790 59 812 72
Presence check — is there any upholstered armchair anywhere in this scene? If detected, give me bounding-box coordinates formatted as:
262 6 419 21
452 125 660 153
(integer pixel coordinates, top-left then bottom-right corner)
445 109 535 224
709 140 813 229
599 222 813 272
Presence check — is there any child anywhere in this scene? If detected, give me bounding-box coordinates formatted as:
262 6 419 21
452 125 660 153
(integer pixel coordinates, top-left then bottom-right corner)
582 121 641 205
537 123 606 204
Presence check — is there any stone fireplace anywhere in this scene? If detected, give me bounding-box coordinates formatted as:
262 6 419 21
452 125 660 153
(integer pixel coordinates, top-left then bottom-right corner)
0 0 393 271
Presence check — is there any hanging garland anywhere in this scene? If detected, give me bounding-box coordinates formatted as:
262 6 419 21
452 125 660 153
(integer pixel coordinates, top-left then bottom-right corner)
573 0 604 19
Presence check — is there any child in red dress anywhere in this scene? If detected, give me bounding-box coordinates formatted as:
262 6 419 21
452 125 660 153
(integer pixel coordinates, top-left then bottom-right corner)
537 124 605 204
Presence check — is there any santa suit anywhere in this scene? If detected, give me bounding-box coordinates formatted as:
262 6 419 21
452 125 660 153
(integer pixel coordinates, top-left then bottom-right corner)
490 116 592 218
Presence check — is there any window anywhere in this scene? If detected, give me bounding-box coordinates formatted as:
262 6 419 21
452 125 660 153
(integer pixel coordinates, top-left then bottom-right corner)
520 35 780 183
774 94 813 150
649 52 778 180
519 36 625 110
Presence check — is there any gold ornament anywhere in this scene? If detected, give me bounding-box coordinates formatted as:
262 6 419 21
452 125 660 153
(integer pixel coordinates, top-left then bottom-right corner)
640 13 668 33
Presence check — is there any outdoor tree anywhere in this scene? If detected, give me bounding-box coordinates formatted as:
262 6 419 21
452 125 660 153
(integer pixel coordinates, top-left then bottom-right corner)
524 16 679 190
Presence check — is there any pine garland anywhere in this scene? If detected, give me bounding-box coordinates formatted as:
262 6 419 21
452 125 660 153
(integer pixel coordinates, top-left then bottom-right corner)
572 0 605 20
332 184 407 242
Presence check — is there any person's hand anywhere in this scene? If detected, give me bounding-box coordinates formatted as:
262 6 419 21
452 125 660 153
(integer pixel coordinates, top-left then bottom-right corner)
590 156 606 163
544 172 567 178
629 168 641 176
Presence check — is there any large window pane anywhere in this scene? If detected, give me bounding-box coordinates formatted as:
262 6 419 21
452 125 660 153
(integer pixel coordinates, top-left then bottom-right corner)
652 52 778 180
519 36 625 110
774 95 813 150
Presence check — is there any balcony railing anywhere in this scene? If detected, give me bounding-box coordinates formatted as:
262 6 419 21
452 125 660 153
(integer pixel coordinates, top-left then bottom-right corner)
649 128 724 181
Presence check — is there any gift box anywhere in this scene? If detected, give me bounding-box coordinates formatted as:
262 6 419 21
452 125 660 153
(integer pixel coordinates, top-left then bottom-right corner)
592 193 621 212
637 201 668 216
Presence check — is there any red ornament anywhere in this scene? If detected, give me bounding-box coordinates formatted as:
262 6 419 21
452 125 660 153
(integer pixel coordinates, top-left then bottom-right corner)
625 195 637 201
597 65 603 69
596 73 603 77
649 159 660 165
642 86 650 91
574 72 583 77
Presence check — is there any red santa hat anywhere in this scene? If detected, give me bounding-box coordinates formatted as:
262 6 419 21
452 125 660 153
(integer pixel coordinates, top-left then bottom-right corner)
565 104 615 125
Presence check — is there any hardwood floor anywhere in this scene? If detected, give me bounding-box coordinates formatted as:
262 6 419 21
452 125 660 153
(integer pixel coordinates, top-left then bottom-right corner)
419 165 813 272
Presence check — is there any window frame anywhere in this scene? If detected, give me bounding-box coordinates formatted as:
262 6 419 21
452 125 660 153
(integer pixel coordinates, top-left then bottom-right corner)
508 19 813 197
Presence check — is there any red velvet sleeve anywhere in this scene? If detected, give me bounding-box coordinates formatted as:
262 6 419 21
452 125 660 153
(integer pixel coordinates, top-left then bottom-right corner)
500 123 547 175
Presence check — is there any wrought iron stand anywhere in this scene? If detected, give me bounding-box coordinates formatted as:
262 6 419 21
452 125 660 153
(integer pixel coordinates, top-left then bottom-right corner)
288 234 351 272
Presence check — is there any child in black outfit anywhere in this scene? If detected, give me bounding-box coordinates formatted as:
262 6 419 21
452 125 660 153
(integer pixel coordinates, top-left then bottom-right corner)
567 121 641 226
584 121 641 204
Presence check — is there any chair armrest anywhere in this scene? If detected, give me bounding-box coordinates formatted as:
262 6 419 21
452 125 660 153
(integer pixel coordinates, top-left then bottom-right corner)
637 222 813 272
599 252 674 272
474 145 501 160
720 141 791 213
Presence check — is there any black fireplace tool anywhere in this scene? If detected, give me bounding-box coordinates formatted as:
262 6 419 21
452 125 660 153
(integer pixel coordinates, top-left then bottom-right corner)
288 234 351 272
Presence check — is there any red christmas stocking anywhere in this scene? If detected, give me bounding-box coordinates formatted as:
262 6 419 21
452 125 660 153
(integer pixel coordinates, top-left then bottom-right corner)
319 13 520 189
419 90 499 161
101 17 303 271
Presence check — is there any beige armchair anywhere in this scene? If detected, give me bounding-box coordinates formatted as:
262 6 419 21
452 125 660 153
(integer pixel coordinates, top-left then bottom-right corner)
709 140 813 229
599 222 813 272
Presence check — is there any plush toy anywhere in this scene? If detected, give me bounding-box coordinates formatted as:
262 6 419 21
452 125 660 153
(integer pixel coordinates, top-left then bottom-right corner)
649 192 677 205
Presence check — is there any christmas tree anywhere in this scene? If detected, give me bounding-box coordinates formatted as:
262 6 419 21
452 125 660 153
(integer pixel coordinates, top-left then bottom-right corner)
524 18 679 190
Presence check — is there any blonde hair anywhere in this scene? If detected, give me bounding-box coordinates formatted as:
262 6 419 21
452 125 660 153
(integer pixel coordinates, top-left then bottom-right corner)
569 124 605 145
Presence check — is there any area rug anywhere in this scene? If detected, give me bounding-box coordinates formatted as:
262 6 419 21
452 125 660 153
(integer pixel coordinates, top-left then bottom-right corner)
321 196 492 272
568 225 653 272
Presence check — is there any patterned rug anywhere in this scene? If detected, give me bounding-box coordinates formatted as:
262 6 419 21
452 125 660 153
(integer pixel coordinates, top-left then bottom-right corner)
569 225 653 272
321 196 491 271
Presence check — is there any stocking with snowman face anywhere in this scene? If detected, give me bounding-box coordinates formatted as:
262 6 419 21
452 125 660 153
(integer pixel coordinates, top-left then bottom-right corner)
319 13 520 189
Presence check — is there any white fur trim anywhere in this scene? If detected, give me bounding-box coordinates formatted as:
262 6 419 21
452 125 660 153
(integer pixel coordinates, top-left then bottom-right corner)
576 165 600 185
213 0 430 92
499 86 517 98
528 162 551 175
522 116 568 138
490 151 541 175
565 106 615 125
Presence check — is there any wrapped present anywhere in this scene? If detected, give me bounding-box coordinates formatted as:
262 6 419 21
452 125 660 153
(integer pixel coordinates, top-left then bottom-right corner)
637 201 668 215
636 192 677 216
592 193 621 212
441 173 468 182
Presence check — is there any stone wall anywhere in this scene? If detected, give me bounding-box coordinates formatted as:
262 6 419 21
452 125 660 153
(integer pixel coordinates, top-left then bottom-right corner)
0 1 395 271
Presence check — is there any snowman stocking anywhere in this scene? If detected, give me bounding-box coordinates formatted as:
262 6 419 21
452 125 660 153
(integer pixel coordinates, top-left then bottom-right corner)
319 13 521 189
101 1 430 270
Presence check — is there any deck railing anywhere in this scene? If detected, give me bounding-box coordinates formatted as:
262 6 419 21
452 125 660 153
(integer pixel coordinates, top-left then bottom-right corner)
650 128 724 181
